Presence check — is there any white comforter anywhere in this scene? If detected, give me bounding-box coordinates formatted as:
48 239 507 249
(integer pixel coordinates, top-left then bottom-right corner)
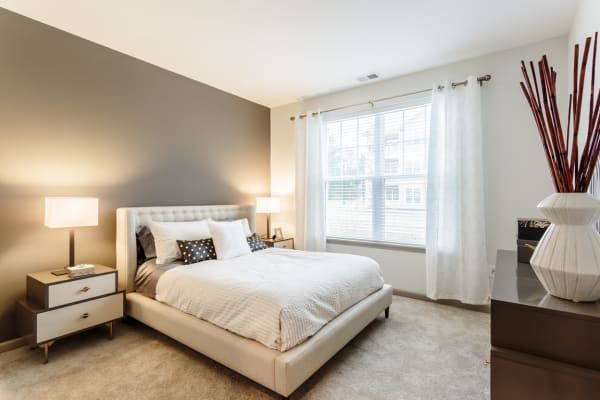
155 248 384 351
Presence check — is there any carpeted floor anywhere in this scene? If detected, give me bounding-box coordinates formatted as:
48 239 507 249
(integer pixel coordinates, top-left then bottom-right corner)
0 296 490 400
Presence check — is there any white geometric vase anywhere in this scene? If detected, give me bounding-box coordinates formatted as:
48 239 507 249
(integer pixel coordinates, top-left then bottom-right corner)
530 192 600 302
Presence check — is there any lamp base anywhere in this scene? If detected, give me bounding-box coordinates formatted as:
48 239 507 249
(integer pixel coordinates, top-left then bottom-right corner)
69 229 75 267
266 214 270 239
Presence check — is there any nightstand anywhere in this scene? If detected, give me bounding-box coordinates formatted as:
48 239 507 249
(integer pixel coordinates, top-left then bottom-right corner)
16 265 124 363
263 237 295 249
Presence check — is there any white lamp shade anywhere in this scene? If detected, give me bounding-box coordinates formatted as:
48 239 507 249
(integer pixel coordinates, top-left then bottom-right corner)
256 197 281 214
45 197 99 228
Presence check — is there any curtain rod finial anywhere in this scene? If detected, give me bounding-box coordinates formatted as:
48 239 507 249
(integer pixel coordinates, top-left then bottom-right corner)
478 74 492 86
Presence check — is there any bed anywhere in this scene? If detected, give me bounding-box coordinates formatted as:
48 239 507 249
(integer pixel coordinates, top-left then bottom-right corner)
116 205 393 397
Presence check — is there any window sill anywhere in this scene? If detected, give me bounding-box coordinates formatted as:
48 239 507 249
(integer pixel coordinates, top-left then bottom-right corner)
326 237 426 253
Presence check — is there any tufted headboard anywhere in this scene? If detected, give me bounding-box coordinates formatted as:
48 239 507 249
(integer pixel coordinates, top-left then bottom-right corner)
116 204 255 292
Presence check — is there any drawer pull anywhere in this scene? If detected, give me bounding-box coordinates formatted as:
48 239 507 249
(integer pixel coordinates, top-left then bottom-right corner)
81 313 89 319
80 287 90 293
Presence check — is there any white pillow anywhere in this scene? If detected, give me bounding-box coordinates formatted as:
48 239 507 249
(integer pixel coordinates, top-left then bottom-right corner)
208 219 251 260
209 218 252 236
150 220 210 264
240 218 253 237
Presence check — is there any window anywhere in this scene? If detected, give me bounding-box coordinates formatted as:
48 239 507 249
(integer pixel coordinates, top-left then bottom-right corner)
385 185 400 201
405 187 422 204
325 94 430 246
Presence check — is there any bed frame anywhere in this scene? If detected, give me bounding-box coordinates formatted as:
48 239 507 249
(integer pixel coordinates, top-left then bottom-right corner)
116 205 393 397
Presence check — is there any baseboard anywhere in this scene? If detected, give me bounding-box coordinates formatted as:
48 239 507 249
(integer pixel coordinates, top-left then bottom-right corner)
0 335 30 353
393 289 490 313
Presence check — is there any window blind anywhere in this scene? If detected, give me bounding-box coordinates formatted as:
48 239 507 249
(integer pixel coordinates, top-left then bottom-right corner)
325 93 431 246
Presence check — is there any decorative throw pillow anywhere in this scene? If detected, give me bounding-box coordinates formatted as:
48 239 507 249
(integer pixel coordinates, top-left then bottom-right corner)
136 226 156 259
177 239 217 264
150 220 211 264
208 219 252 260
247 235 267 252
135 236 146 266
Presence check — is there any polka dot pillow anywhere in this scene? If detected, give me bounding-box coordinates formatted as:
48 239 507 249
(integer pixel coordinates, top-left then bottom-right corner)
247 235 268 252
177 239 217 264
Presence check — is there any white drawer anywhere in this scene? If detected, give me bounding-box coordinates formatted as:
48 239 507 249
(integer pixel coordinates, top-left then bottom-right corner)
36 292 123 343
274 240 293 249
48 273 116 308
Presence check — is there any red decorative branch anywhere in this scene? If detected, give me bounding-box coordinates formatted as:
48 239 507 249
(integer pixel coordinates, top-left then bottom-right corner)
520 32 600 192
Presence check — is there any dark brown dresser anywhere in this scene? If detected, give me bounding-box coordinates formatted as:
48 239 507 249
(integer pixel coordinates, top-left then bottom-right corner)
491 250 600 399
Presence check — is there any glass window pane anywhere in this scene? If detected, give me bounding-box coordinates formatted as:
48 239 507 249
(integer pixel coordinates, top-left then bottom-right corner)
382 179 426 244
404 106 426 141
325 100 430 245
341 119 358 148
326 179 373 240
358 116 375 146
328 150 342 177
358 146 374 176
383 111 403 143
341 148 358 176
384 159 399 175
327 122 341 148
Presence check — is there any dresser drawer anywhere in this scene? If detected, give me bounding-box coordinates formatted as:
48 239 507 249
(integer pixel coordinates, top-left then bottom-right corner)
492 299 600 370
35 292 123 344
47 273 116 308
273 239 294 249
491 347 600 400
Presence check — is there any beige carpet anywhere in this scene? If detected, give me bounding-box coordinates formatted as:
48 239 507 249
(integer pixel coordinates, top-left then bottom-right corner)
0 296 490 400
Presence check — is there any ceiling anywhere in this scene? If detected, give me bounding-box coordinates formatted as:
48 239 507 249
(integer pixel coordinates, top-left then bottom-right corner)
0 0 580 107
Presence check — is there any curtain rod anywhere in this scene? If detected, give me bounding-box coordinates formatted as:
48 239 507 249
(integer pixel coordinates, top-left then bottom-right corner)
289 74 492 121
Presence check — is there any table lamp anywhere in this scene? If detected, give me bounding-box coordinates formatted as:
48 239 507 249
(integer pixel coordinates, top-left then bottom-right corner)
45 197 98 272
256 197 280 239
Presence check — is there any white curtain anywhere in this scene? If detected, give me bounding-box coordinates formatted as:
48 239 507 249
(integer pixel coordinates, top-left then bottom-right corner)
294 112 326 251
426 76 491 304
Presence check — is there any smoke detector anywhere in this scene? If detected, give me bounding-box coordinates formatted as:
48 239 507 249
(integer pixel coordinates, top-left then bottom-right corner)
357 73 379 82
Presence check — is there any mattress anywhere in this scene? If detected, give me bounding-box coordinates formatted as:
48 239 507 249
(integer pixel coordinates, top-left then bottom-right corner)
154 248 384 351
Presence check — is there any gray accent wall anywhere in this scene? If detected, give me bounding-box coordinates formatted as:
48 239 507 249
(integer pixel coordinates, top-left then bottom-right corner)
0 9 270 341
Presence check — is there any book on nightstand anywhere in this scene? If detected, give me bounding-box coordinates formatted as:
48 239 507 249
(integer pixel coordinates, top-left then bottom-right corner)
66 264 95 277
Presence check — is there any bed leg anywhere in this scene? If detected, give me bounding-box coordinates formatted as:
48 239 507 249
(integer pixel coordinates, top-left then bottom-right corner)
384 307 390 319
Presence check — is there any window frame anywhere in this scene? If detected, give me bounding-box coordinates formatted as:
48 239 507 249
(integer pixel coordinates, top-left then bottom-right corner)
324 94 431 247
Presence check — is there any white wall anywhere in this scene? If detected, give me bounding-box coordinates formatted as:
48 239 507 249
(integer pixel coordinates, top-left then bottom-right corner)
270 36 568 295
569 0 600 48
567 0 600 141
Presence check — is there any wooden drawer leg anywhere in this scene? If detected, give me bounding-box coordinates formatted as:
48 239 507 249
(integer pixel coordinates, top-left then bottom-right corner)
107 321 113 340
41 340 55 364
